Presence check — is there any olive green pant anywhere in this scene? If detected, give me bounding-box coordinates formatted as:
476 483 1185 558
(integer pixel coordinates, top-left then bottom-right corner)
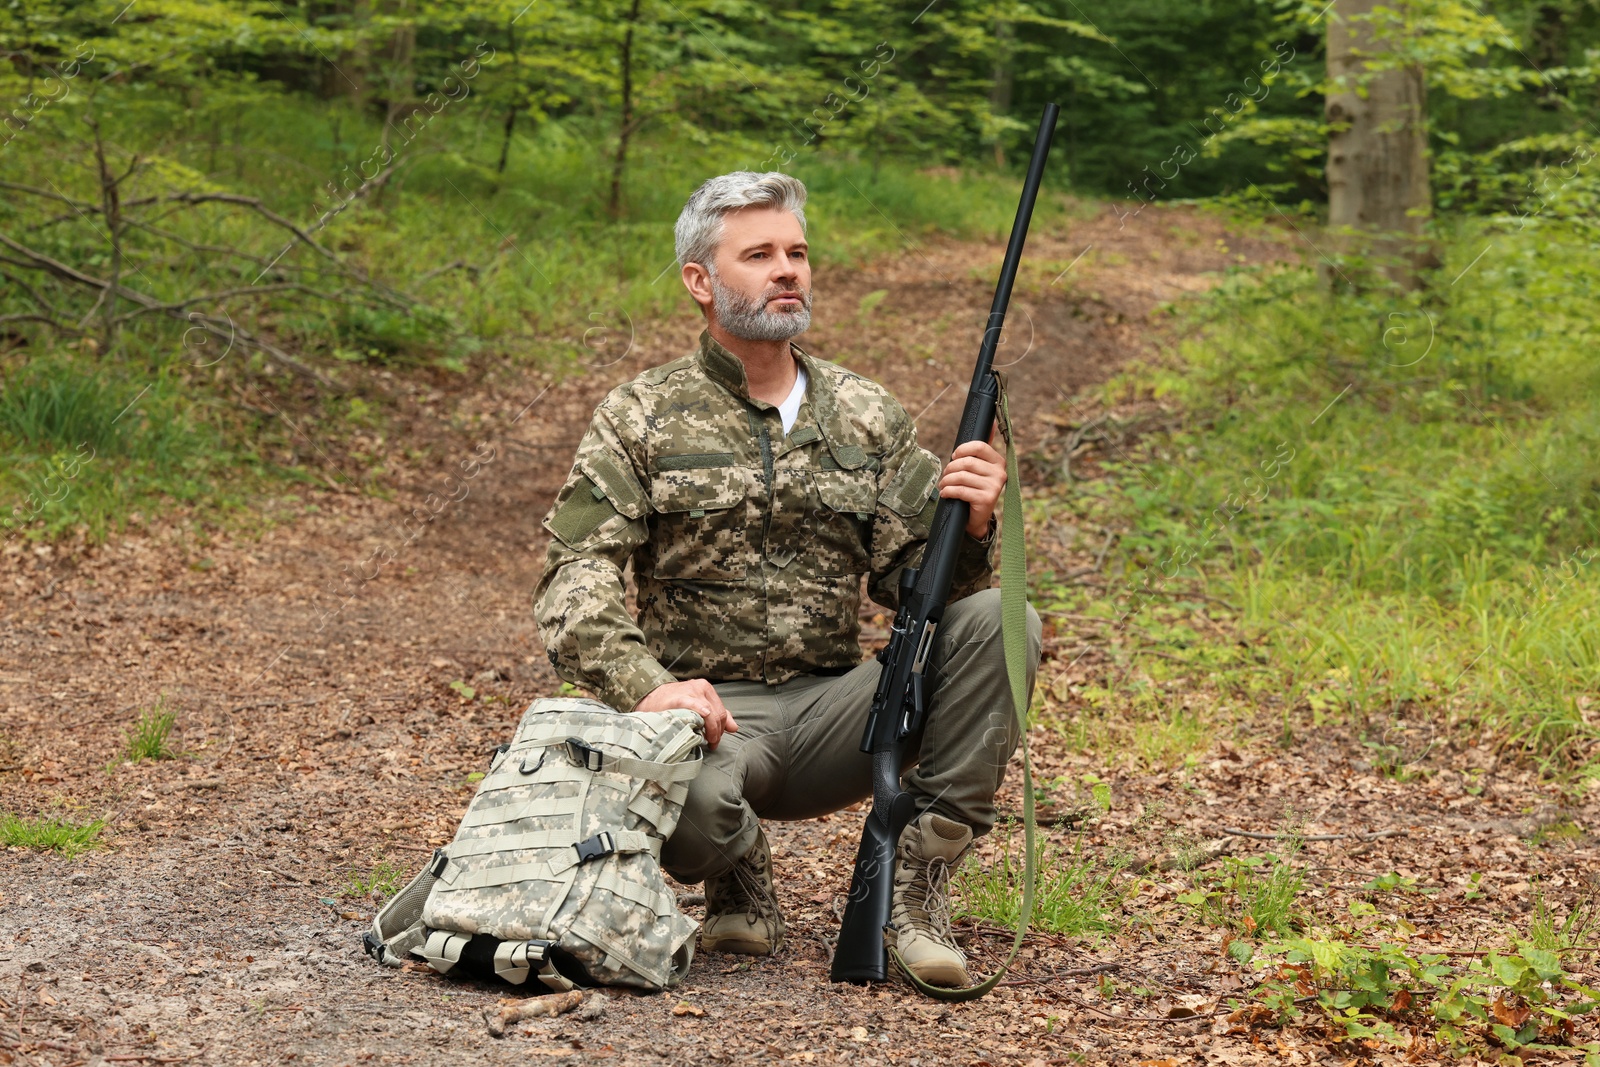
661 588 1043 884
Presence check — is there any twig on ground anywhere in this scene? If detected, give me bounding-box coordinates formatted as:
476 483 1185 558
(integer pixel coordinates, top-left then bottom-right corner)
1092 527 1118 571
1222 827 1405 843
998 962 1121 987
104 1053 203 1063
1061 415 1109 482
485 990 586 1037
229 697 326 713
1130 837 1230 874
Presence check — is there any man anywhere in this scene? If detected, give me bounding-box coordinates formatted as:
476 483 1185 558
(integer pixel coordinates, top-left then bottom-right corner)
534 171 1041 988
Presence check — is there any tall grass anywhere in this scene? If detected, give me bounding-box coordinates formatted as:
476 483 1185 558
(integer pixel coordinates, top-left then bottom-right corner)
1050 220 1600 775
955 825 1126 936
0 360 259 539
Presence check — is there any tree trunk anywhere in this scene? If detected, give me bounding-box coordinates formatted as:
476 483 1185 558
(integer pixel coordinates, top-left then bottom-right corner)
1531 3 1567 109
87 116 126 356
326 0 371 106
989 16 1014 170
1324 0 1436 290
379 20 415 155
497 19 520 174
608 0 643 220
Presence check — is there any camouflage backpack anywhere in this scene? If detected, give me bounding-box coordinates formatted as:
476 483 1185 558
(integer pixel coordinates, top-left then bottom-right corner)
363 696 706 991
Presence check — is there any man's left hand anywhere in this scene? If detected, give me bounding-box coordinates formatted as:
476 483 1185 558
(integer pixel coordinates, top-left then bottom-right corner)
938 439 1006 539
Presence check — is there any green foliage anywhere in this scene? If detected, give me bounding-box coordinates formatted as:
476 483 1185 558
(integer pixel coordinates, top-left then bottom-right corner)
1360 871 1420 895
345 859 407 900
0 357 268 540
1071 221 1600 773
954 825 1125 937
0 812 106 857
1249 936 1600 1055
1179 851 1308 937
121 697 178 764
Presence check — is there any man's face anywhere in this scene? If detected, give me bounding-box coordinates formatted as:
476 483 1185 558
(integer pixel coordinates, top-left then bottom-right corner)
696 205 813 342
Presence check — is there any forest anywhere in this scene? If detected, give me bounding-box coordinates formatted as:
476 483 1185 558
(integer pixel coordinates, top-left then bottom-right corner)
2 1 1599 1064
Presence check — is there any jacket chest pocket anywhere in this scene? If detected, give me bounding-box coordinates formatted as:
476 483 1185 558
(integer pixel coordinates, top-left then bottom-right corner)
648 466 753 581
806 469 877 577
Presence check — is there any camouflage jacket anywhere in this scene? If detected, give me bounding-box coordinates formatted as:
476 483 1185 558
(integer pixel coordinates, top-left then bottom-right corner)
534 330 994 713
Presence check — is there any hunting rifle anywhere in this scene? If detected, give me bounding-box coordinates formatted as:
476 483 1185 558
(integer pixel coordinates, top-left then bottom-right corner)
830 102 1058 993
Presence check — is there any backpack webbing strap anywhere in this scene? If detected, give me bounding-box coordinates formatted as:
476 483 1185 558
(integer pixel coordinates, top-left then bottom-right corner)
442 828 662 861
501 735 703 783
493 939 577 991
892 374 1039 1002
442 830 659 891
420 929 470 974
562 737 704 782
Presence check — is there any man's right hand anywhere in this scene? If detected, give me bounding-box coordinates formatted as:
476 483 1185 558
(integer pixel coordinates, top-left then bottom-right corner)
633 679 739 749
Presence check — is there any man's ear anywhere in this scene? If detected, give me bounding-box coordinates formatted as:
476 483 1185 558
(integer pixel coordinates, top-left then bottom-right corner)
681 262 714 312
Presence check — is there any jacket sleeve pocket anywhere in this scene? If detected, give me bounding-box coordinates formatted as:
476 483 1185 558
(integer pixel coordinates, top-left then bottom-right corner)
545 452 648 549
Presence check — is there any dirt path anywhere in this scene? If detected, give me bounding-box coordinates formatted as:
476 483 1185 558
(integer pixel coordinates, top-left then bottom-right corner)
3 202 1594 1066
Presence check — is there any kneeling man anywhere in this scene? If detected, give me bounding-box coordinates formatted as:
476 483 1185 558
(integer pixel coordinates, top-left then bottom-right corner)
534 171 1042 987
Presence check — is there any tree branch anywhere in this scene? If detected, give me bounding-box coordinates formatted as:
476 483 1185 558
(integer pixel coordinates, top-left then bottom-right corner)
0 231 338 388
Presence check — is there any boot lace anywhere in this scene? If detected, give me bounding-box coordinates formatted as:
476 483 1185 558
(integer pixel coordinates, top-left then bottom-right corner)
903 855 956 944
718 852 779 926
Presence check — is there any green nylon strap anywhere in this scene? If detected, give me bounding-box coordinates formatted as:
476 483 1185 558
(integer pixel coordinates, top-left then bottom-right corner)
893 374 1037 1002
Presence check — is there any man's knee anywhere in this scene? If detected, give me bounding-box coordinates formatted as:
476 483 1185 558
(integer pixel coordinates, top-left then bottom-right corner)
946 587 1043 662
662 768 758 885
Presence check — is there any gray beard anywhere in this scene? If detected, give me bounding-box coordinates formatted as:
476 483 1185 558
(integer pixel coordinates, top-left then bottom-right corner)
710 277 813 341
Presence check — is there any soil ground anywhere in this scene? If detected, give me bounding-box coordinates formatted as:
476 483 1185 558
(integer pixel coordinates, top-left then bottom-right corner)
3 200 1597 1066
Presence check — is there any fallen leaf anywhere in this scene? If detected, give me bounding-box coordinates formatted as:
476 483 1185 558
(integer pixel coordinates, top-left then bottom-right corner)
671 1001 706 1018
1166 995 1213 1018
1491 996 1530 1028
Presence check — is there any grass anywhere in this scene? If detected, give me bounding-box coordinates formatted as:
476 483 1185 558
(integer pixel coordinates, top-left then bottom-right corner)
955 824 1126 937
1180 850 1309 938
345 858 407 900
1528 888 1600 953
120 697 179 763
1039 218 1600 778
0 812 106 857
0 358 274 541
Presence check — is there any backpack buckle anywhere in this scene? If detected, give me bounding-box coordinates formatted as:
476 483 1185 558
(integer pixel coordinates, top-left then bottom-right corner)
573 832 616 865
566 737 604 772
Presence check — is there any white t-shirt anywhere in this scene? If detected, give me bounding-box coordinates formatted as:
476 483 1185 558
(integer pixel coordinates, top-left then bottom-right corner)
778 364 808 435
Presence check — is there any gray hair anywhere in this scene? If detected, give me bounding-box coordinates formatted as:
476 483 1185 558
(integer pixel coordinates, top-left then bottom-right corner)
673 171 808 272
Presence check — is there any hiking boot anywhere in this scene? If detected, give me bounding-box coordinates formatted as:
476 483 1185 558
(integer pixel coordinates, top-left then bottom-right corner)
700 825 784 955
889 811 973 988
